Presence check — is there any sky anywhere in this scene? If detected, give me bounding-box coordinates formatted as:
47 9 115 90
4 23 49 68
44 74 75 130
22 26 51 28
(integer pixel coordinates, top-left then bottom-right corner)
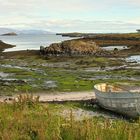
0 0 140 33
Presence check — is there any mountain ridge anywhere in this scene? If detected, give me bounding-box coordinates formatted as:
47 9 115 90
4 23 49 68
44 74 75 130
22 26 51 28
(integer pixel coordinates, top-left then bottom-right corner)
0 28 53 35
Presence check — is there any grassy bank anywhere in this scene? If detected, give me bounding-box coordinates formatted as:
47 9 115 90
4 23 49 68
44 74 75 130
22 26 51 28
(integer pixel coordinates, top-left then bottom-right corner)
0 99 139 140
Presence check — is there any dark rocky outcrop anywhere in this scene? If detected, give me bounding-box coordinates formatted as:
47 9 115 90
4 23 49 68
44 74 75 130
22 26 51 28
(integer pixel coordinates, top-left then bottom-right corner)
0 40 15 52
0 79 26 86
40 39 105 56
1 32 17 36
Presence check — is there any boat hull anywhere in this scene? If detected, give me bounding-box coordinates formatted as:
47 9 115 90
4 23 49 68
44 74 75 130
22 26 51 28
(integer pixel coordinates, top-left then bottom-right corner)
94 86 140 118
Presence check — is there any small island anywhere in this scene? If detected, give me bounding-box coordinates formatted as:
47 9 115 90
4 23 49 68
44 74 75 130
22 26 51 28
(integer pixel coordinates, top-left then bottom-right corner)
1 32 18 36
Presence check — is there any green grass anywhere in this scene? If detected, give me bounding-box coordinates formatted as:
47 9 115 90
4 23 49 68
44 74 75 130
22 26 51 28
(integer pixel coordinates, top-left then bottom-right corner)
0 100 139 140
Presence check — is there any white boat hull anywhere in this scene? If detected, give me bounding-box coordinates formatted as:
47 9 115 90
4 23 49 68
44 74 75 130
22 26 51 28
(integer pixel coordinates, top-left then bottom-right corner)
94 84 140 118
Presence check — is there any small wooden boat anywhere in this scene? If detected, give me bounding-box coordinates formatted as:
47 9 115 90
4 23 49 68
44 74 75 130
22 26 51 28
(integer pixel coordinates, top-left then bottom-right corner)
94 83 140 118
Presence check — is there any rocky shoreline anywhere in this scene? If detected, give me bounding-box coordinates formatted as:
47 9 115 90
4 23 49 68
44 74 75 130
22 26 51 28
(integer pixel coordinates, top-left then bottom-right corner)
0 40 15 53
40 39 113 57
39 33 140 57
1 33 140 58
40 39 101 56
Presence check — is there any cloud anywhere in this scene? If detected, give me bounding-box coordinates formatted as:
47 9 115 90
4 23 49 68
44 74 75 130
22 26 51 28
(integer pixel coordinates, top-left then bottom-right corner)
0 18 139 33
1 0 139 15
0 0 98 14
0 0 140 32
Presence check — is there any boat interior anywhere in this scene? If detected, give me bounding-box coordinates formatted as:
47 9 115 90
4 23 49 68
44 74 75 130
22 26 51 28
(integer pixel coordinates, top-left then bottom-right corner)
94 83 125 93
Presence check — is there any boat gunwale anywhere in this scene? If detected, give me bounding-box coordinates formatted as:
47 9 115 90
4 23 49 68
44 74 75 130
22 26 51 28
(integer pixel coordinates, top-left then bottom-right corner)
94 83 140 99
94 89 140 98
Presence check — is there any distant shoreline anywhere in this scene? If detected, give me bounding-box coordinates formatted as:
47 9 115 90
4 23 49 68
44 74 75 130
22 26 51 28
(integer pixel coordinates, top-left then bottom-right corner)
1 32 140 57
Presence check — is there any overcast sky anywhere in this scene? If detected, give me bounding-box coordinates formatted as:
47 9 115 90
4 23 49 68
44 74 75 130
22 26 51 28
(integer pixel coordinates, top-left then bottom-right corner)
0 0 140 33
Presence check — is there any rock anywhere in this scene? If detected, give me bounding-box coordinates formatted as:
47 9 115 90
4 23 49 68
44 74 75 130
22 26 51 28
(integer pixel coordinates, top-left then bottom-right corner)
41 39 102 56
0 72 12 78
0 40 15 52
0 79 26 86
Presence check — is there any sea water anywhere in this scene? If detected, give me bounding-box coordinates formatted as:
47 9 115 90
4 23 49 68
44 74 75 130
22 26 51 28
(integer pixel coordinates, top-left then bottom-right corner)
0 34 75 52
126 55 140 63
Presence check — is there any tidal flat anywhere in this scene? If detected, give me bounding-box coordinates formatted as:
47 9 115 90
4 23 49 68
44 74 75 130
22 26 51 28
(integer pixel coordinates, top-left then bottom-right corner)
1 51 140 95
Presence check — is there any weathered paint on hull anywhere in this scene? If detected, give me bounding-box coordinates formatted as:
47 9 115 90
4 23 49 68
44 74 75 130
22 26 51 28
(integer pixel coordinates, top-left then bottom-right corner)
94 85 140 118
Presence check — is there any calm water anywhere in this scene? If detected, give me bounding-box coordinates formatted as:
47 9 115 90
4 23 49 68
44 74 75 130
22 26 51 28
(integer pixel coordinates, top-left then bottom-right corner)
102 46 128 51
0 34 75 52
126 55 140 63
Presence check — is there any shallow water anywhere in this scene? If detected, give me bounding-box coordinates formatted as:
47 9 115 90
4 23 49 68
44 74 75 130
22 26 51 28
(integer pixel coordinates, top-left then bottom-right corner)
85 75 140 81
126 55 140 63
0 34 75 52
0 72 10 78
44 81 57 88
102 46 128 51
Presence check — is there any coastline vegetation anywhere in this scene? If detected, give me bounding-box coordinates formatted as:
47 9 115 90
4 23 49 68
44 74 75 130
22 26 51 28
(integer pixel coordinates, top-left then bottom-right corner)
0 97 140 140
